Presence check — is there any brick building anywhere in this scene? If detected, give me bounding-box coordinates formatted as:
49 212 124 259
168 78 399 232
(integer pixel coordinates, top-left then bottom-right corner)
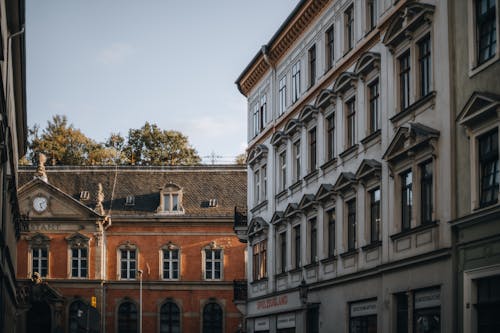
16 162 247 333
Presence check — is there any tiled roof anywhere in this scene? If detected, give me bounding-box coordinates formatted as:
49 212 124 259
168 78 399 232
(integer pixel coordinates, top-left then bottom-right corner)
18 165 247 218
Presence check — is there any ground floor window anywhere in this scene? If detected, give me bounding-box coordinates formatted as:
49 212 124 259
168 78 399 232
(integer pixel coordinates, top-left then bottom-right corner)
307 306 319 333
414 289 441 333
349 299 377 333
475 275 500 333
203 302 222 333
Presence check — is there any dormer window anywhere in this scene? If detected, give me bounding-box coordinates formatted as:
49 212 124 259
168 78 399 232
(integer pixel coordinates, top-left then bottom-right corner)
80 191 90 201
125 195 135 206
159 184 184 214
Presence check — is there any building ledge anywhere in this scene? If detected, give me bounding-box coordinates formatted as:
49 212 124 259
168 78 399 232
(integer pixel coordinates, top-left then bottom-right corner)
339 144 359 160
390 91 436 125
340 249 359 258
390 220 438 241
361 240 382 251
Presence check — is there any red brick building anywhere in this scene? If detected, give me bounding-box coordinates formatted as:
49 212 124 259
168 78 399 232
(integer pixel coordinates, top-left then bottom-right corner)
16 163 246 333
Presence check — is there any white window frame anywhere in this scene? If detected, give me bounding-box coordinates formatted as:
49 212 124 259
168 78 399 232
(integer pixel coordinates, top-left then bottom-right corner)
161 243 180 280
28 233 50 278
117 245 138 280
292 60 302 103
279 76 287 115
203 243 223 281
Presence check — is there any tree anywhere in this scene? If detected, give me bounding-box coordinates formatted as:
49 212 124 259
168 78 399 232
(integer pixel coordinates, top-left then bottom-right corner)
235 153 247 165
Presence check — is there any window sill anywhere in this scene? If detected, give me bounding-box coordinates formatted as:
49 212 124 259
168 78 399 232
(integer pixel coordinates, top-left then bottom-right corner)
250 277 268 285
320 158 337 172
320 255 337 264
361 240 382 251
304 262 319 269
390 220 439 241
250 200 268 214
361 129 381 147
474 200 499 212
390 91 436 125
469 54 499 78
275 271 288 279
339 249 359 258
275 189 288 201
289 180 303 192
339 144 359 160
304 169 319 183
289 267 302 274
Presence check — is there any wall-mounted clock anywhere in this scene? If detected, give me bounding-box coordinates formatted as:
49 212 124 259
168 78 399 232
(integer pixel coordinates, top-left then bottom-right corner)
33 196 48 212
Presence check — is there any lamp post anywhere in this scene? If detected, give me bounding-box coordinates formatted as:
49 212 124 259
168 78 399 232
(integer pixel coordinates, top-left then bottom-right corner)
138 269 143 333
299 278 308 305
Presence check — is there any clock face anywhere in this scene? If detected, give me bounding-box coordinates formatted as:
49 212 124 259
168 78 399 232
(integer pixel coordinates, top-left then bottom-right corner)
33 196 48 212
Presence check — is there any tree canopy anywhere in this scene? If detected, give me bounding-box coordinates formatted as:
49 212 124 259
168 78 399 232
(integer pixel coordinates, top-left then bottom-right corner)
26 116 201 166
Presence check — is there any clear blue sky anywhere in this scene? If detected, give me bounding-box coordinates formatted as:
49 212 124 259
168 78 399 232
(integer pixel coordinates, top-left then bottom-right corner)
26 0 299 164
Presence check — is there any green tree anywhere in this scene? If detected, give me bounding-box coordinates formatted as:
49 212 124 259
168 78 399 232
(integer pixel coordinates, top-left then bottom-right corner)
235 153 247 165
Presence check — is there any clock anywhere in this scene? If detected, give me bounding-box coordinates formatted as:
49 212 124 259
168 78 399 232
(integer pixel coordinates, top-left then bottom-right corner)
33 196 48 212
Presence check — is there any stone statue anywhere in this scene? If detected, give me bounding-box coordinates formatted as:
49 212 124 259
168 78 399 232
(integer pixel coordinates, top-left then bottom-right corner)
34 153 48 182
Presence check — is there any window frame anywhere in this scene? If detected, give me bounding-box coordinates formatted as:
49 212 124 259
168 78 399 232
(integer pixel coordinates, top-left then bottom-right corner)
119 247 137 280
159 300 181 333
326 208 336 257
417 34 432 98
293 139 301 182
478 128 499 208
308 127 317 172
252 239 267 281
32 246 49 278
346 199 357 251
278 150 287 192
365 0 377 33
398 50 411 111
292 60 302 103
326 112 336 161
279 231 287 274
368 78 380 134
401 169 413 232
369 187 381 243
203 245 223 281
346 97 357 148
28 233 50 278
308 44 317 87
161 245 180 281
325 25 335 70
293 223 302 268
345 5 355 53
279 76 287 116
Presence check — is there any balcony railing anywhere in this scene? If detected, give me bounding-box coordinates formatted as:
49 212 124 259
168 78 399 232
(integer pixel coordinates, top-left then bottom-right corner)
234 206 247 228
233 279 248 303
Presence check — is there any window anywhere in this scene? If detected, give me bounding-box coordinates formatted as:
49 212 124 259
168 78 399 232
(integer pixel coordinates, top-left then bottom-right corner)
292 61 301 103
349 300 377 333
326 113 335 160
162 248 179 280
69 300 88 333
205 248 222 280
420 161 433 224
396 293 409 333
345 5 355 52
120 249 137 280
326 25 335 70
476 0 497 64
118 301 138 333
478 129 499 207
346 98 356 148
160 184 184 214
368 80 380 133
475 275 500 332
279 232 287 273
366 0 377 31
160 301 181 333
253 104 259 137
254 169 260 204
401 170 413 231
307 306 320 333
399 51 411 110
32 247 48 277
309 218 317 263
347 199 357 251
279 76 287 115
308 44 316 87
279 151 287 191
369 188 381 243
202 302 223 333
254 164 267 204
262 165 267 200
71 248 87 278
327 209 336 257
414 289 441 333
309 127 317 172
260 94 267 132
293 224 301 268
418 35 431 97
252 240 267 280
293 140 301 182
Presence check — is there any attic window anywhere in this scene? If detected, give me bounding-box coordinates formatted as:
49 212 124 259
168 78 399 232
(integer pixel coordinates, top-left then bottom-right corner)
80 191 90 200
202 199 218 208
158 183 184 215
125 195 135 206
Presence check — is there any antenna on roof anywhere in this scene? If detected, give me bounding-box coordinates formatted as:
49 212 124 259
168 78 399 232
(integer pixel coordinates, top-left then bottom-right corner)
203 151 223 165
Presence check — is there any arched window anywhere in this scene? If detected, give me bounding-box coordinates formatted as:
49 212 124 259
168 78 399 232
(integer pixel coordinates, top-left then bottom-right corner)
69 300 87 333
118 301 138 333
160 301 180 333
202 302 222 333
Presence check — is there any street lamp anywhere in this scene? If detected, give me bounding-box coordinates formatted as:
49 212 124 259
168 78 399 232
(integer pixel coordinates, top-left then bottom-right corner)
299 278 308 305
138 269 143 333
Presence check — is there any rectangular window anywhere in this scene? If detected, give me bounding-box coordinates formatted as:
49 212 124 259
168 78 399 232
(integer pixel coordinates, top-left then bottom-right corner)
399 51 411 110
401 170 413 231
279 76 287 115
260 94 267 131
418 35 431 98
309 218 317 263
172 194 179 211
262 165 267 201
254 169 260 204
327 113 335 160
162 249 179 280
294 225 301 268
120 249 136 280
367 0 377 31
326 25 335 70
346 98 356 148
368 80 380 133
476 0 497 64
279 151 287 191
479 129 499 207
347 199 356 251
32 247 48 277
370 188 381 243
292 61 301 103
205 249 222 280
309 127 317 172
327 209 336 257
294 140 301 181
420 161 433 225
350 301 377 333
252 241 267 281
307 306 320 333
345 5 355 52
476 275 500 332
280 232 287 273
164 193 180 212
414 290 441 333
396 293 409 333
253 104 259 137
309 44 316 87
71 247 88 278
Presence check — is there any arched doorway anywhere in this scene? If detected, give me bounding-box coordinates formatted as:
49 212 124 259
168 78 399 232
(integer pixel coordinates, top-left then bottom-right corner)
27 301 51 333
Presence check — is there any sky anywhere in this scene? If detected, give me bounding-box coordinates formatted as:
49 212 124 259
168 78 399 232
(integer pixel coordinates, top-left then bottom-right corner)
26 0 300 164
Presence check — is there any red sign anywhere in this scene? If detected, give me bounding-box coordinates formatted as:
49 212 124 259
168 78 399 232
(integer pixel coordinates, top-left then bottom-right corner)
256 295 288 310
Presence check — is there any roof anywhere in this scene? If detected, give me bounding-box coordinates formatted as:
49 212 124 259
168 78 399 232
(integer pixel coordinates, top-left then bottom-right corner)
18 165 247 218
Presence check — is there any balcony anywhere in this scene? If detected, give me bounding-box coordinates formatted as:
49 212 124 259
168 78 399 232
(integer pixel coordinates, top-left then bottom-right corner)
233 206 248 243
233 279 248 303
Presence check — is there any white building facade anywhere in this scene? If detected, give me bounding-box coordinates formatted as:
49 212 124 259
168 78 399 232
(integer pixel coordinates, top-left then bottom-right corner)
236 0 454 332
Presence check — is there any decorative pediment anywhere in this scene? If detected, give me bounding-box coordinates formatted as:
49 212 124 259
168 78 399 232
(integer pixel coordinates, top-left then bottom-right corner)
29 233 51 246
383 3 435 52
355 159 382 186
333 172 357 197
458 92 500 128
333 72 357 96
247 144 269 167
284 118 303 137
248 216 269 238
270 211 285 225
314 89 336 110
298 193 317 212
119 240 137 250
383 123 440 164
162 241 179 250
271 131 288 147
298 105 319 125
314 183 335 203
284 203 301 219
354 52 381 80
65 232 90 248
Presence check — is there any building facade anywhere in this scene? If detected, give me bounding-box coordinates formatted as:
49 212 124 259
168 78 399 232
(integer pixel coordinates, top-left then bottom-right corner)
449 0 500 332
16 164 247 333
0 0 27 332
236 0 454 332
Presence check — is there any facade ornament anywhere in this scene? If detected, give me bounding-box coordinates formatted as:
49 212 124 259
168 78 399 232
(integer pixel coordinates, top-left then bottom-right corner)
95 183 105 215
34 153 48 182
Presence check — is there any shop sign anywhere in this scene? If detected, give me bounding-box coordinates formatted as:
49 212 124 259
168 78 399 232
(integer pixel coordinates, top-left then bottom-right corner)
350 299 377 317
414 288 440 309
277 313 295 329
254 317 270 331
248 291 301 317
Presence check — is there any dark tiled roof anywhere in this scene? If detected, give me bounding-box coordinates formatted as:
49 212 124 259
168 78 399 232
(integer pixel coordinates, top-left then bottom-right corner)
18 165 247 218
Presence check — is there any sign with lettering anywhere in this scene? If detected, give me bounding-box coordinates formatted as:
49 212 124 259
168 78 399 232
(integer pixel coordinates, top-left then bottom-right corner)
256 295 288 310
414 288 440 309
247 291 301 317
254 317 270 331
276 313 295 329
29 223 60 231
350 299 377 317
